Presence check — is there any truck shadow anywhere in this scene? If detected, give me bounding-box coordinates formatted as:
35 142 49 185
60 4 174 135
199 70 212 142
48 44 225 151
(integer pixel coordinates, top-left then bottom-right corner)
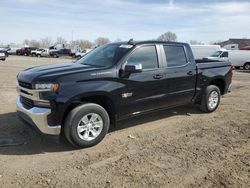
0 105 202 155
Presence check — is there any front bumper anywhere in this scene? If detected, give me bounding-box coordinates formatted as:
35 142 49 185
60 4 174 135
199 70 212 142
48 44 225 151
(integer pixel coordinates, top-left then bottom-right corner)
16 96 61 135
0 56 6 60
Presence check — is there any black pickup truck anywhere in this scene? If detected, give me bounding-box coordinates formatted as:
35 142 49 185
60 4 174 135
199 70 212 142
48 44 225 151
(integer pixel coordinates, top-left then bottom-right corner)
16 40 233 147
49 49 71 58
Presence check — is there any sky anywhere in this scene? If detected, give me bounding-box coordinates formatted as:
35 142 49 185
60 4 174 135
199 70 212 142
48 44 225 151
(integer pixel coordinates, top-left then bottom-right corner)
0 0 250 45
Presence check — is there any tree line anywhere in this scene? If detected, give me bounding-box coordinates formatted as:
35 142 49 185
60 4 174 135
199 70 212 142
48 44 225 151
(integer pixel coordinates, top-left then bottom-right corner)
22 37 111 49
3 31 220 49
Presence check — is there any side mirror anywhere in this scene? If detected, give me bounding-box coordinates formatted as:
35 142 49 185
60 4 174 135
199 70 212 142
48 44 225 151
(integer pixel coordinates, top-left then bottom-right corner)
125 62 143 73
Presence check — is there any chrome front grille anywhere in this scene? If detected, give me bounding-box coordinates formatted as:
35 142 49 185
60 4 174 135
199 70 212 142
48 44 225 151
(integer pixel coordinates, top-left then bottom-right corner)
16 80 50 109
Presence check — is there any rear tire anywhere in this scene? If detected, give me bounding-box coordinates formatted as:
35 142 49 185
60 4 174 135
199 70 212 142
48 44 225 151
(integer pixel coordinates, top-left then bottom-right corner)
243 63 250 70
53 54 58 58
199 85 221 113
64 103 110 147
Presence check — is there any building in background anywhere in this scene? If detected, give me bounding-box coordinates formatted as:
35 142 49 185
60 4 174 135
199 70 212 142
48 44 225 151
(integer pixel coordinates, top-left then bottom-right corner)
216 38 250 50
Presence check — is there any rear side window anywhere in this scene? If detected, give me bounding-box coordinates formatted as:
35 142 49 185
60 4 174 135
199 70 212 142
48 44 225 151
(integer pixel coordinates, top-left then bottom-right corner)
163 45 187 67
127 46 158 69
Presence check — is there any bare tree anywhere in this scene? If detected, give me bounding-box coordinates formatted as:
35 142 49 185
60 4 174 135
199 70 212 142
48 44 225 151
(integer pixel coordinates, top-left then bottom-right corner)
40 37 53 48
79 39 93 49
23 39 30 46
30 40 40 48
23 39 40 48
189 40 204 45
70 39 93 50
157 32 177 42
210 40 223 45
95 37 110 46
56 37 67 46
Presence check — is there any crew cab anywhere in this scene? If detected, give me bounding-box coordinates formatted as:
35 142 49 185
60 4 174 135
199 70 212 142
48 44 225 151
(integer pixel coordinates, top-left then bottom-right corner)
49 48 71 58
16 41 233 147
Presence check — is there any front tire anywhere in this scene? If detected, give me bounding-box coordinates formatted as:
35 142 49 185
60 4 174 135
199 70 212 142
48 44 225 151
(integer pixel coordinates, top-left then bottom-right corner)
199 85 221 113
64 103 110 147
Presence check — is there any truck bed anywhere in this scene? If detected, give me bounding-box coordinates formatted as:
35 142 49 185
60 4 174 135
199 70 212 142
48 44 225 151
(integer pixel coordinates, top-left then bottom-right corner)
195 58 224 64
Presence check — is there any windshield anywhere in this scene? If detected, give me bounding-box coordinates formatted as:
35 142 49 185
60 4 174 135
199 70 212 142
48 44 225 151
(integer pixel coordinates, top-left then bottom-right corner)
77 44 132 67
210 51 223 57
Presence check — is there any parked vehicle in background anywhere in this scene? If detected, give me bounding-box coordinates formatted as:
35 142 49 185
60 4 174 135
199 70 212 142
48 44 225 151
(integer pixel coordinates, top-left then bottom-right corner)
208 49 250 70
0 47 10 56
49 48 71 58
16 47 37 56
7 47 19 55
75 49 92 59
31 48 46 57
0 50 6 61
16 40 233 147
191 45 221 59
40 49 50 57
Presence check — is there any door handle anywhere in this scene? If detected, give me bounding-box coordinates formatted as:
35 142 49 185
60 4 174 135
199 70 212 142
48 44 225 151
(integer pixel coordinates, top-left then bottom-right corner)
187 71 193 76
153 74 163 79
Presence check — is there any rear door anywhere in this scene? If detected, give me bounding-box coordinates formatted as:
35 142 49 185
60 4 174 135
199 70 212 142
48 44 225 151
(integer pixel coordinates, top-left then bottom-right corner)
160 44 196 107
118 45 166 118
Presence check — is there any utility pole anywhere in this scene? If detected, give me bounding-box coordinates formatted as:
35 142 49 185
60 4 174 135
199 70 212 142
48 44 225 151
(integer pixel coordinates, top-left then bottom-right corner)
71 30 74 42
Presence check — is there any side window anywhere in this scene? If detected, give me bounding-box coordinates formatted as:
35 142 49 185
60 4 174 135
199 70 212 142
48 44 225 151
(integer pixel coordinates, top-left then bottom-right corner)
163 45 187 67
127 46 158 69
221 52 228 57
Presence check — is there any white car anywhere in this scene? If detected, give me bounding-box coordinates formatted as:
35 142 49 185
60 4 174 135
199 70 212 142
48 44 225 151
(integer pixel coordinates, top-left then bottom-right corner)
31 48 46 57
0 51 6 61
40 49 50 57
75 49 92 59
208 49 250 70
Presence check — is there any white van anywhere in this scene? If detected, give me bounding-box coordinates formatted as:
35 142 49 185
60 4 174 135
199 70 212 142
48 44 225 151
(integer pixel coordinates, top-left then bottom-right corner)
208 50 250 70
191 45 221 59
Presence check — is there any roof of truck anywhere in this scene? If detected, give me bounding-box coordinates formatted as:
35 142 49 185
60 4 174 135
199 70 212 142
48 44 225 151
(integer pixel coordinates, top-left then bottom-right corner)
113 40 188 46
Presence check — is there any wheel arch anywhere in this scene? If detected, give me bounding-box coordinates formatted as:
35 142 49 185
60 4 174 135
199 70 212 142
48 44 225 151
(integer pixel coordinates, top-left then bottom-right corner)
62 93 117 129
208 78 226 95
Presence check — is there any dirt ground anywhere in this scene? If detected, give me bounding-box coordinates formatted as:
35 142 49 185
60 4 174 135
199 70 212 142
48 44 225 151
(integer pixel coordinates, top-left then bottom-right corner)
0 56 249 188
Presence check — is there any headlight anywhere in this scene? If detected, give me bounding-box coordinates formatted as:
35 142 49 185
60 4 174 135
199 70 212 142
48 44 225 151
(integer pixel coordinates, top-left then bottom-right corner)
35 83 59 92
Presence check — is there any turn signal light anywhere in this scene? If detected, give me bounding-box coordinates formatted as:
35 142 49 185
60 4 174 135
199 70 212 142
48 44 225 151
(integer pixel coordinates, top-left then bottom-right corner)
53 83 59 93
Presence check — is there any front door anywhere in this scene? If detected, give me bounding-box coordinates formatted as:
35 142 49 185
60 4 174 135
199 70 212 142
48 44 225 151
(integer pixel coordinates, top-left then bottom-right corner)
118 45 166 119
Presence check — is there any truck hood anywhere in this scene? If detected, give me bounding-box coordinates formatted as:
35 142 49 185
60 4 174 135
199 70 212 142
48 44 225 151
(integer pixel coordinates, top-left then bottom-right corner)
17 62 98 83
